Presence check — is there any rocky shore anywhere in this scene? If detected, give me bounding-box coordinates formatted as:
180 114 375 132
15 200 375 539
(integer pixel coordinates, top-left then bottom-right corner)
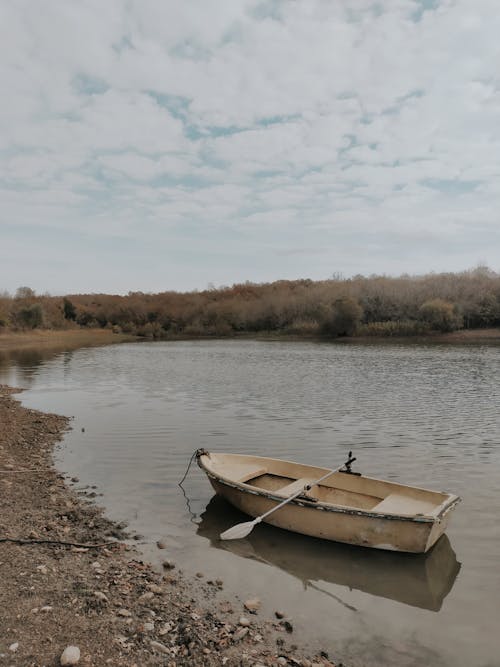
0 385 338 667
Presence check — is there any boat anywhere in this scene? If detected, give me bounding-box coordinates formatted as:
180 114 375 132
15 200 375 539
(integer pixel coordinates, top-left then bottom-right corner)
197 495 461 611
196 450 460 553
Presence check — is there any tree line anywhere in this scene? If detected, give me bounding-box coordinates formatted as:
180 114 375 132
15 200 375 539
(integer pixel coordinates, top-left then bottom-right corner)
1 267 500 339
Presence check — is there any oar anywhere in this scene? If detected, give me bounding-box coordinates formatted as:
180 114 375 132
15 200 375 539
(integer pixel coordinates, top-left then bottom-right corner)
220 454 355 541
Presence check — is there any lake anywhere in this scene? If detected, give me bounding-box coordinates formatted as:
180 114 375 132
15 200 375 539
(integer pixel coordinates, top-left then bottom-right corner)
1 340 499 667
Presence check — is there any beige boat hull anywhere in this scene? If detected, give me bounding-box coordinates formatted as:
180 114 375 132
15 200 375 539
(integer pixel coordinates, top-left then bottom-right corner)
198 452 460 553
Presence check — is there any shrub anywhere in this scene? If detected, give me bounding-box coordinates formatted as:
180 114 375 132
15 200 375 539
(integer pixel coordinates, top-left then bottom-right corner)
419 299 462 332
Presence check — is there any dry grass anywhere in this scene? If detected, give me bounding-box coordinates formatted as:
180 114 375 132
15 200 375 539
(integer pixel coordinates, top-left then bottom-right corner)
0 328 136 352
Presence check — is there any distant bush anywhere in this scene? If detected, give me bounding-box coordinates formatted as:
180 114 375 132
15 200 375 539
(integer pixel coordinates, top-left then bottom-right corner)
15 303 44 329
322 297 363 336
418 299 462 332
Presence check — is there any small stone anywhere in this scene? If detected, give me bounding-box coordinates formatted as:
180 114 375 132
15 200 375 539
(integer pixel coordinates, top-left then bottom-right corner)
60 645 81 665
216 578 223 586
40 605 53 613
277 658 287 666
143 622 155 632
138 591 155 602
150 640 170 654
156 540 167 549
162 560 175 570
244 598 261 613
239 616 251 627
233 627 249 642
147 583 163 594
158 621 172 636
71 477 79 483
36 564 48 575
275 610 286 619
117 608 132 617
195 572 204 578
93 592 108 603
281 620 294 633
9 642 19 652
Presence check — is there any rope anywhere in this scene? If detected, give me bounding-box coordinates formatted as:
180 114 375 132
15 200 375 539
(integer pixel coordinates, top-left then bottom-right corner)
178 450 199 487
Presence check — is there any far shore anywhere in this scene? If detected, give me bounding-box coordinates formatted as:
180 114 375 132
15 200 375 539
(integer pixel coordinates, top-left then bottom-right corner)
0 326 499 356
0 328 137 352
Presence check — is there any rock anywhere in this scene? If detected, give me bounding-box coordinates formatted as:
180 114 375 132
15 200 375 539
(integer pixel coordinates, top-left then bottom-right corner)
156 540 167 549
244 597 261 613
36 564 48 575
71 477 79 483
60 645 81 665
117 608 132 617
147 583 163 594
40 605 53 613
162 559 175 569
150 640 170 654
195 572 204 578
238 616 251 627
93 591 108 603
277 658 287 666
281 619 294 633
9 642 19 652
275 610 286 619
138 591 155 602
143 622 155 632
233 627 249 642
158 621 172 636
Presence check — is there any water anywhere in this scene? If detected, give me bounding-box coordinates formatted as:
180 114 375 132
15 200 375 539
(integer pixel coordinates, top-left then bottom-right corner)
1 340 499 667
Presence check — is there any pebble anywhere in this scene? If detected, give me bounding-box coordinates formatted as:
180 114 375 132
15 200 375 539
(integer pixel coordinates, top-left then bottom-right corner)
147 583 163 594
117 608 132 617
162 559 175 569
156 540 167 549
276 658 287 666
36 564 48 575
244 597 261 613
93 591 109 603
150 640 170 654
138 591 155 602
158 621 172 636
233 627 249 642
143 622 155 632
9 642 19 652
40 605 53 613
275 610 286 619
60 645 81 665
238 615 251 627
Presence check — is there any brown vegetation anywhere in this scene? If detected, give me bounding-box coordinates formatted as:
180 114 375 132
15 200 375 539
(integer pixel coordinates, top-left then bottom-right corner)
1 266 500 340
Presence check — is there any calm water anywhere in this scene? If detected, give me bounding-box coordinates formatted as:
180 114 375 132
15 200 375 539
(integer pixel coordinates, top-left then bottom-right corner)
1 340 499 667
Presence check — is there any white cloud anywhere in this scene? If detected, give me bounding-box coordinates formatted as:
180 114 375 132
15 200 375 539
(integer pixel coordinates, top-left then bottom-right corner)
1 0 500 292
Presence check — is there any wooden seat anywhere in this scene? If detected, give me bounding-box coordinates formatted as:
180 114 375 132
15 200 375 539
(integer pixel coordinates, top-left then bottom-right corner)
276 478 315 498
374 493 436 516
237 467 268 483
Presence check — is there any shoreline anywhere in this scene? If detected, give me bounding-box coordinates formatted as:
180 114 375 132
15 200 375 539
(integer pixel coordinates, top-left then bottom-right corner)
0 385 335 667
1 326 499 353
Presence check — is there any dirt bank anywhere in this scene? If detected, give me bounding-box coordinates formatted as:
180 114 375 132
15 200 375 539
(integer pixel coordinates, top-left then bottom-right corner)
0 386 337 667
0 329 136 353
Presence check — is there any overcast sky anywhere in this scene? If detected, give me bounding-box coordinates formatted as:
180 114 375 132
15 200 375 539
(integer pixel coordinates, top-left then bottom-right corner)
1 0 499 295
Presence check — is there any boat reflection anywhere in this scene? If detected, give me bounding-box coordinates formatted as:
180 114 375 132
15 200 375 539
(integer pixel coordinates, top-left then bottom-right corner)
197 495 461 612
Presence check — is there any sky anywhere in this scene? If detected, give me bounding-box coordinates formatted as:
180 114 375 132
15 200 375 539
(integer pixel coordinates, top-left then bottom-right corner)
1 0 500 295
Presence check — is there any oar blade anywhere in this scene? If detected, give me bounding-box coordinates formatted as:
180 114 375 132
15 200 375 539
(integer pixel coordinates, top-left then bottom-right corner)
220 520 256 541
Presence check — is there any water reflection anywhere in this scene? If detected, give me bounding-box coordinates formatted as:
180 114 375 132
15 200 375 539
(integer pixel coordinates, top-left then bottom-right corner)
197 495 461 612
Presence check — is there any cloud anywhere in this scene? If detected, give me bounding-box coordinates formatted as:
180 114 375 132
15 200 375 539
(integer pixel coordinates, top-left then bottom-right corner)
1 0 500 292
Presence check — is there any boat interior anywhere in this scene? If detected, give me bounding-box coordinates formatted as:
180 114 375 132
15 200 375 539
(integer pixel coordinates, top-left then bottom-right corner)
203 453 450 517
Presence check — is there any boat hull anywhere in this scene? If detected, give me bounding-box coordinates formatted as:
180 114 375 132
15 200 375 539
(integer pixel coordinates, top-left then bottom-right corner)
198 452 460 553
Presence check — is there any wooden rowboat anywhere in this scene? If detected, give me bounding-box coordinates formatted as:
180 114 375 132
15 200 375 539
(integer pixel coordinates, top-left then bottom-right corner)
196 450 460 553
